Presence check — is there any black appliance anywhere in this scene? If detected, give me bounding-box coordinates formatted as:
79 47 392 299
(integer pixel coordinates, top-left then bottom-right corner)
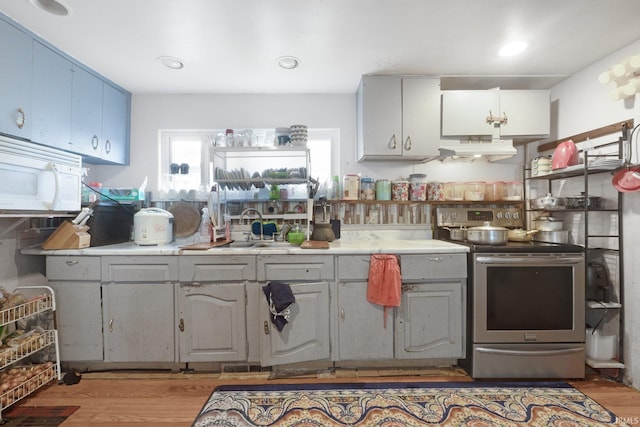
436 206 586 379
86 202 137 246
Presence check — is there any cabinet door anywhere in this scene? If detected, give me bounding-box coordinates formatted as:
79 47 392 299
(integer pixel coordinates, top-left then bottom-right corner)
0 19 32 139
259 281 330 366
395 281 464 359
357 75 403 159
177 283 247 362
70 65 103 158
441 90 499 136
32 41 72 150
48 281 103 361
402 78 442 159
100 82 130 165
337 282 393 360
499 90 550 137
102 282 175 362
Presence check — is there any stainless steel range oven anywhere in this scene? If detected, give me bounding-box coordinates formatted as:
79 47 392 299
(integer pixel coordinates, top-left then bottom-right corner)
436 207 586 379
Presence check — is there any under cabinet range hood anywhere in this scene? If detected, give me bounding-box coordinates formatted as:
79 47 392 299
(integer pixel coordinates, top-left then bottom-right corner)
438 138 517 161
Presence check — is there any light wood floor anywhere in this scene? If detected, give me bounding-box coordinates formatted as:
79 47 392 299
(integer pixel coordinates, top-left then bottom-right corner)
6 368 640 426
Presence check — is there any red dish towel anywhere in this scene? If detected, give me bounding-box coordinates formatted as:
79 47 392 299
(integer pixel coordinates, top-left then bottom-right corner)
367 254 401 328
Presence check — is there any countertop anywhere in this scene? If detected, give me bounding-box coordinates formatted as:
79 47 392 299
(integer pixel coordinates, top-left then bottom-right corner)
22 239 468 256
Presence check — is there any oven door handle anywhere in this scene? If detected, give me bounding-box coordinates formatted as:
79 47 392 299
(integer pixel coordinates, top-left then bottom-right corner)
476 347 583 357
475 256 584 264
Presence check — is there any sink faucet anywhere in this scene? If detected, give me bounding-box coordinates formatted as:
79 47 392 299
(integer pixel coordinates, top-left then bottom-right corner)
239 208 264 241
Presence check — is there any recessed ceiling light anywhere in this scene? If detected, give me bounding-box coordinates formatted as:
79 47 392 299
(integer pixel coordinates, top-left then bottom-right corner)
277 56 300 70
498 41 528 57
28 0 71 16
158 56 185 70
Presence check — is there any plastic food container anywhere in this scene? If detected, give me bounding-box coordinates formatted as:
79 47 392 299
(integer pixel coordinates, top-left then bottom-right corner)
443 182 464 201
464 182 485 201
484 181 504 201
343 174 360 200
391 180 409 201
409 174 427 201
502 181 523 201
586 329 617 360
427 182 444 201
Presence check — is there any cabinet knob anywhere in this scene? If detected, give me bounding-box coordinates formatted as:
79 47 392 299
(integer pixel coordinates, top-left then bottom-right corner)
405 135 412 151
263 320 270 335
105 139 111 154
179 318 184 332
389 134 397 150
340 308 345 321
65 259 79 266
427 257 444 263
109 318 113 332
91 135 99 150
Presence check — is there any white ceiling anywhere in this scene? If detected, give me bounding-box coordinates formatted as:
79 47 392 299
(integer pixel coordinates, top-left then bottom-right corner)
2 0 640 94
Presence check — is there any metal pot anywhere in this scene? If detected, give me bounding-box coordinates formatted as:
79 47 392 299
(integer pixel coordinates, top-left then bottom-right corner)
443 227 467 241
507 228 538 242
530 193 565 210
467 222 509 245
533 215 564 231
534 230 569 244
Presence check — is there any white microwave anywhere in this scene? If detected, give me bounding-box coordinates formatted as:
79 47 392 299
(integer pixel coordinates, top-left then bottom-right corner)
0 135 82 212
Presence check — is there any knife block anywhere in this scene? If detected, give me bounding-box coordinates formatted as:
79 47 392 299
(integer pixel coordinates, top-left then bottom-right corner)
42 220 91 249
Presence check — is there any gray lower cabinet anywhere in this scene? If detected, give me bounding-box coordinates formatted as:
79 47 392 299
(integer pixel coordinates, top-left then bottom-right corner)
45 256 103 361
101 256 177 362
177 256 255 363
395 281 464 359
336 281 394 360
256 255 333 366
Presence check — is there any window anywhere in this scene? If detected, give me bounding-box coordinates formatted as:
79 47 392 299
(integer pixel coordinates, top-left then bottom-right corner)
158 129 338 197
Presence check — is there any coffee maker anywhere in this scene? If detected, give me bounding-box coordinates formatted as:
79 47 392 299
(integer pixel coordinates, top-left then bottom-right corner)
310 197 335 242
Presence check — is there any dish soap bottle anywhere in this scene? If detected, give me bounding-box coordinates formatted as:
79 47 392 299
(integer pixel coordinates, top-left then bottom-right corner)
199 207 212 243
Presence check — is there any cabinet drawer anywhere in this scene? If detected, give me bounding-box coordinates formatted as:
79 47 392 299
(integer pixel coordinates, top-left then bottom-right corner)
257 255 334 281
337 255 371 280
179 256 256 282
46 256 101 281
102 256 178 282
401 253 467 280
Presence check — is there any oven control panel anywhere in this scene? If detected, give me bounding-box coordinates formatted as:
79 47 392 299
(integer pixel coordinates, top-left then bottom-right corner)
436 207 523 228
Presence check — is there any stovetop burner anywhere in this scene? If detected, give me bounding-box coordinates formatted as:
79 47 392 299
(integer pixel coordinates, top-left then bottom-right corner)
441 239 584 253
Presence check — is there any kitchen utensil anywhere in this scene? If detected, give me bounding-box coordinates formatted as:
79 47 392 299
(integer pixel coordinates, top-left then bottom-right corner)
443 227 466 241
552 139 579 170
530 193 564 210
586 262 611 302
466 222 509 245
612 165 640 192
300 240 329 249
167 202 201 237
565 192 603 209
179 239 234 250
507 228 538 242
533 215 564 231
533 229 569 244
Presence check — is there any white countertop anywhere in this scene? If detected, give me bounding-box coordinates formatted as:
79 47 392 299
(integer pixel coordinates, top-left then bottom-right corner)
23 238 468 256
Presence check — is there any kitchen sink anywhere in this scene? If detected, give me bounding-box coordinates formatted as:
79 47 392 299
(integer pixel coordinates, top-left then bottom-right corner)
228 241 294 249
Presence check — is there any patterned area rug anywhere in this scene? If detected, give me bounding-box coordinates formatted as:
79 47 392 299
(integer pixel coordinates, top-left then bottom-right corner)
192 382 629 426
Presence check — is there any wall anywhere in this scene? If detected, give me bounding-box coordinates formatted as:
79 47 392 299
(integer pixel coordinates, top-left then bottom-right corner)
88 93 523 193
537 39 640 388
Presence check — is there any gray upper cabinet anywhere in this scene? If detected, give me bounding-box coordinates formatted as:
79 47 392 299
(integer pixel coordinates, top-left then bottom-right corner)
357 76 442 161
0 17 32 139
441 89 550 137
0 12 130 165
32 41 73 150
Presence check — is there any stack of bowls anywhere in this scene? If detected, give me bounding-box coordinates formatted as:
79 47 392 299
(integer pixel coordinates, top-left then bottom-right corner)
289 125 308 146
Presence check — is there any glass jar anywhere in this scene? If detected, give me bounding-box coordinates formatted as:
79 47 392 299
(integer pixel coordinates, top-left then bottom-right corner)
391 180 409 201
360 177 375 200
375 179 391 200
409 173 427 201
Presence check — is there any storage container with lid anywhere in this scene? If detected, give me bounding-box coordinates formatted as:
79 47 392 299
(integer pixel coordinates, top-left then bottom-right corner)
375 179 391 200
484 181 504 201
360 177 375 200
343 174 360 200
464 181 485 201
409 173 427 201
503 181 523 200
391 180 409 201
443 182 464 201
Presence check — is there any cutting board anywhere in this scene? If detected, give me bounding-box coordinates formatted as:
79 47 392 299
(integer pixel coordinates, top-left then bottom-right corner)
179 239 234 250
300 240 330 249
167 202 201 237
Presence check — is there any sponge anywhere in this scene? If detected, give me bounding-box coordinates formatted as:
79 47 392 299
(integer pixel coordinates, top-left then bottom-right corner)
251 221 278 237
